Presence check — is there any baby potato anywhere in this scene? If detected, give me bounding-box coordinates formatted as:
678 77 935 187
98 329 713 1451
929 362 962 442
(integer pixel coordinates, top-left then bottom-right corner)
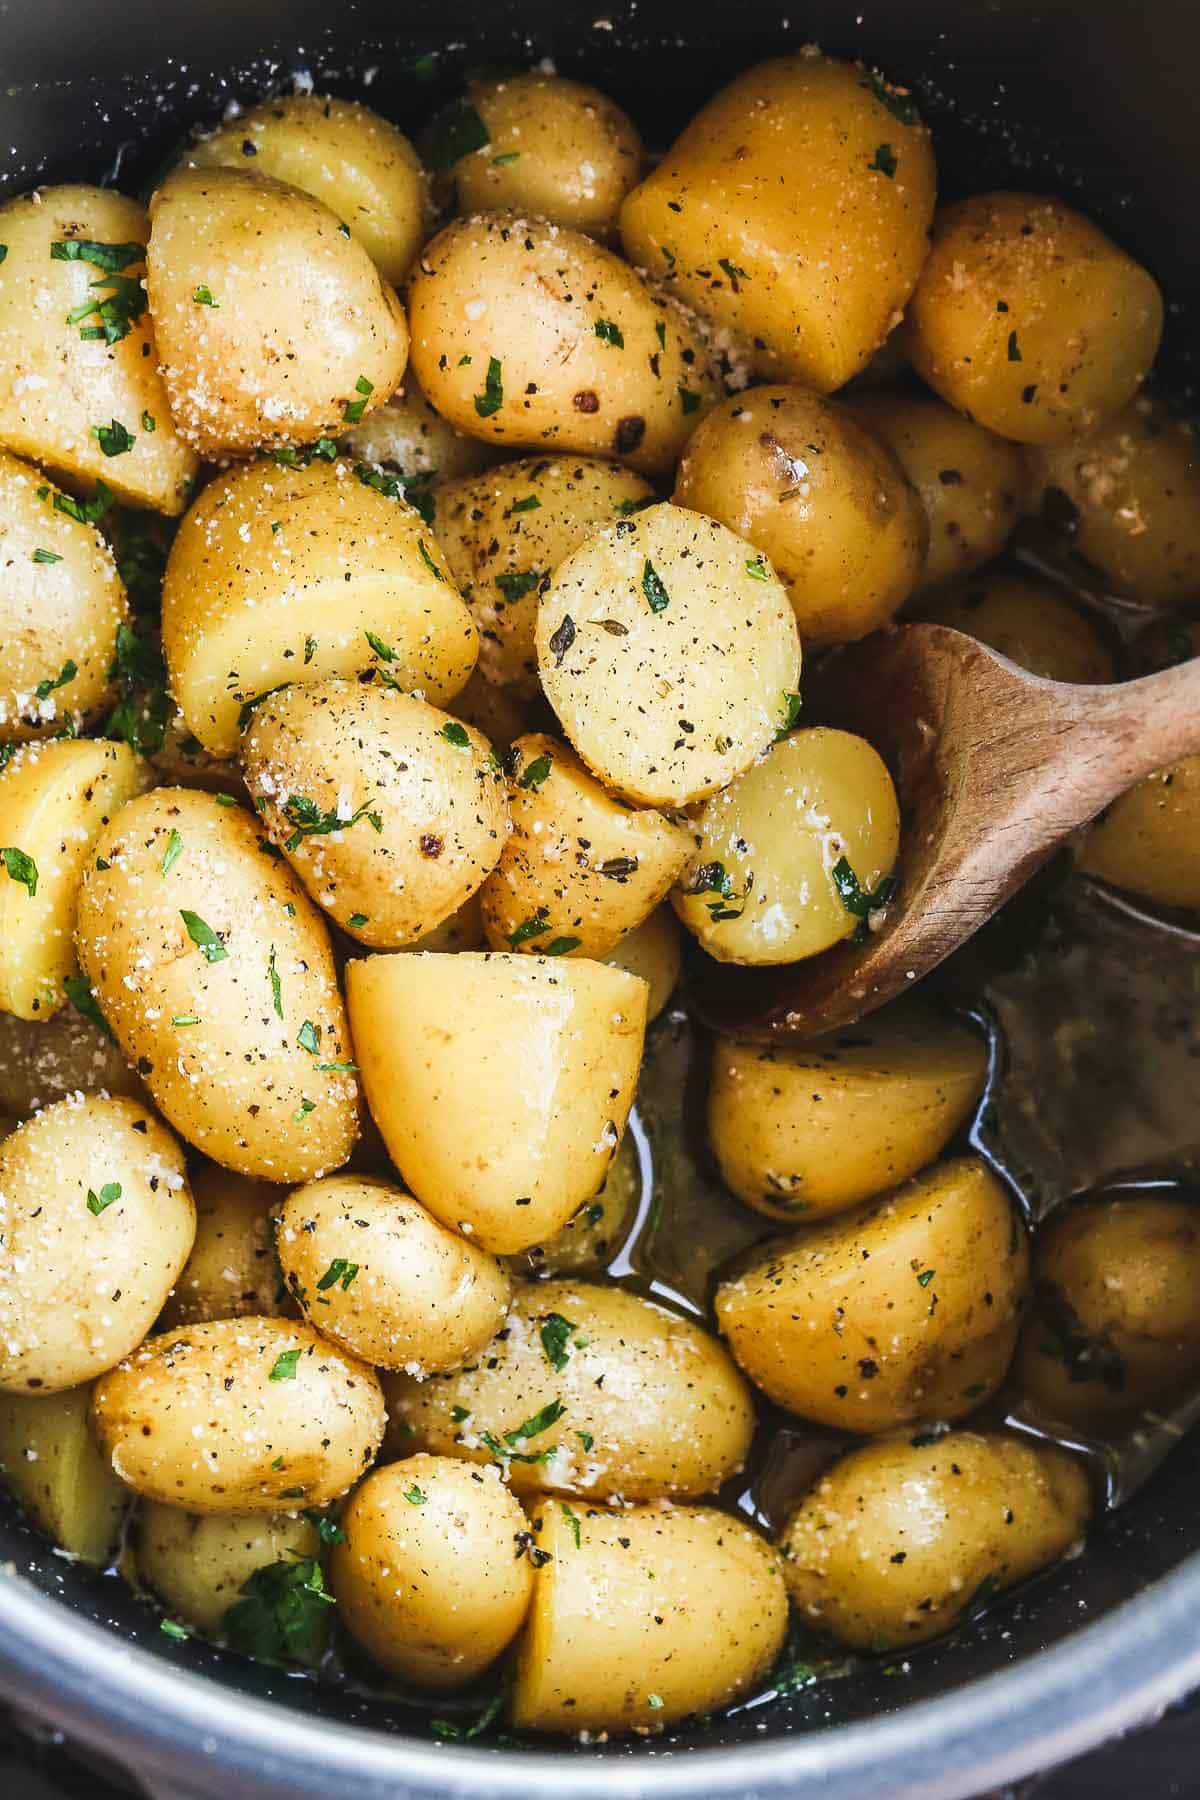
0 186 198 513
715 1156 1028 1431
240 679 508 949
0 739 151 1021
674 388 927 646
161 455 477 757
276 1174 511 1374
536 501 801 808
342 371 499 484
434 456 656 691
709 1000 988 1222
619 55 937 392
673 727 900 965
447 667 538 755
512 1501 787 1734
184 95 429 286
481 733 695 959
846 390 1028 592
348 951 646 1255
401 889 485 953
0 452 130 742
138 1503 321 1635
600 905 681 1020
906 193 1163 444
429 73 645 240
158 1165 288 1330
333 1456 533 1688
0 1385 128 1564
0 1005 141 1117
1077 756 1200 909
408 212 724 477
91 1318 385 1511
75 788 359 1182
386 1278 754 1501
504 1130 641 1280
779 1431 1090 1650
0 1094 194 1395
920 572 1114 685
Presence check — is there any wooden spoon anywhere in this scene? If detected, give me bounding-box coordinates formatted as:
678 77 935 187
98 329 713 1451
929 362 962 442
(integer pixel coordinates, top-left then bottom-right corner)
692 622 1200 1039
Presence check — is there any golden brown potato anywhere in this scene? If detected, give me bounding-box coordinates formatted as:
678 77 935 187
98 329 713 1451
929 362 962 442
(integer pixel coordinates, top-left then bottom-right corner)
503 1129 641 1280
158 1165 288 1330
906 193 1163 444
600 905 681 1020
1077 756 1200 909
715 1156 1028 1431
674 388 927 645
779 1431 1090 1650
0 1005 141 1117
0 1385 128 1563
620 55 937 392
921 572 1114 684
341 371 499 484
138 1503 321 1635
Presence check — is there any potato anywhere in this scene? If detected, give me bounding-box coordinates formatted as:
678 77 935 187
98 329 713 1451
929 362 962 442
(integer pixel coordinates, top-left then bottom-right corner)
845 390 1028 592
91 1318 384 1511
240 679 508 949
1077 756 1200 909
0 1005 141 1117
429 74 645 240
0 739 150 1021
619 55 937 392
401 889 485 953
348 951 646 1255
0 185 198 513
0 1094 194 1394
1129 615 1200 677
0 453 130 741
161 455 477 757
434 456 656 691
709 1001 988 1222
674 388 927 645
158 1165 288 1330
600 905 681 1020
672 727 900 965
184 95 429 286
905 193 1163 445
408 213 724 477
779 1431 1090 1650
138 1502 321 1635
386 1279 754 1501
75 788 359 1181
447 667 538 754
0 1386 127 1563
920 572 1114 685
276 1174 511 1374
511 1501 787 1733
536 501 800 808
332 1456 533 1688
342 371 498 484
504 1130 641 1280
715 1156 1028 1431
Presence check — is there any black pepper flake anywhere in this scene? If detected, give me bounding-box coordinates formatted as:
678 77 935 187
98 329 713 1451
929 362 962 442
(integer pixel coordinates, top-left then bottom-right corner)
548 615 576 666
938 468 963 486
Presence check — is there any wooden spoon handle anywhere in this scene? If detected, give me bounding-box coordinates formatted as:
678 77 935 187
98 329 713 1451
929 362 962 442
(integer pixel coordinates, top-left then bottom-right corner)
1061 656 1200 809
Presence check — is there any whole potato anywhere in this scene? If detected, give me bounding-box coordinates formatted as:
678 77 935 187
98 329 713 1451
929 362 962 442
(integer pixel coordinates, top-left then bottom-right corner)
0 1094 194 1394
0 1005 141 1117
905 193 1163 444
75 788 359 1181
241 679 508 949
342 371 499 485
779 1431 1090 1650
158 1165 289 1330
536 501 801 808
715 1156 1029 1431
138 1502 321 1635
1077 756 1200 910
503 1129 641 1280
446 667 539 755
0 1385 128 1563
674 388 927 645
408 212 724 476
91 1318 385 1511
920 572 1114 685
600 905 681 1021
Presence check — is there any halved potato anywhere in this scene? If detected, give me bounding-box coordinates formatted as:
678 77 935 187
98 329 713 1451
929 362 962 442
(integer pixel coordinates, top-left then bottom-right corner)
0 1385 127 1563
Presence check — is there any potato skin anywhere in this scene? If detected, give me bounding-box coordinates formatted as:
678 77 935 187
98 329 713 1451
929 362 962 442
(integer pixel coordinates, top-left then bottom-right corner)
91 1318 385 1511
920 572 1114 685
0 1094 194 1394
1077 755 1200 909
503 1130 641 1280
332 1456 533 1688
341 373 499 484
511 1501 788 1734
138 1503 321 1634
715 1156 1029 1431
779 1431 1090 1650
0 1385 128 1563
0 1005 141 1118
619 55 937 392
158 1165 288 1330
600 905 681 1021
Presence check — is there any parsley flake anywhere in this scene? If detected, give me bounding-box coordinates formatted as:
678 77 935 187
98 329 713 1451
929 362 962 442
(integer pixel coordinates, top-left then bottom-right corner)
539 1312 577 1372
439 721 471 749
518 753 552 791
161 828 184 875
297 1019 321 1055
474 356 504 419
93 419 136 457
595 319 624 348
342 375 374 425
316 1258 359 1292
426 99 491 172
870 143 898 178
31 548 63 565
180 909 228 963
86 1181 122 1216
193 285 218 307
642 559 670 613
0 847 37 897
223 1558 333 1664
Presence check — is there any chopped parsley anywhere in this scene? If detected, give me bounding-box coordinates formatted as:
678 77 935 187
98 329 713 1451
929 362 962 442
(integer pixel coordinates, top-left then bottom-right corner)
172 1014 199 1028
677 385 700 415
316 1258 359 1292
270 1349 302 1381
304 635 317 665
505 1399 565 1445
297 1019 321 1056
544 936 580 955
831 856 897 939
474 356 504 420
93 419 136 457
775 690 803 739
430 1691 505 1742
746 556 769 581
34 658 77 701
577 1430 594 1453
495 569 542 603
237 684 292 734
161 828 184 875
51 239 146 344
518 753 552 791
418 537 444 581
293 1098 316 1123
439 720 471 749
86 1181 122 1216
403 1484 427 1506
642 560 670 613
917 1269 936 1287
180 909 228 963
160 1619 189 1641
346 912 368 929
142 411 156 433
342 375 373 425
192 285 218 307
268 946 283 1019
507 909 550 949
105 622 171 756
595 319 624 348
539 1313 577 1372
493 150 521 166
687 860 750 922
647 1694 664 1711
560 1501 581 1548
280 794 382 853
222 1558 334 1664
31 548 63 565
870 144 898 178
352 461 437 527
64 974 114 1039
718 256 749 290
0 247 6 265
511 494 540 513
50 482 113 527
304 1510 346 1546
426 99 491 172
860 70 920 127
0 847 37 897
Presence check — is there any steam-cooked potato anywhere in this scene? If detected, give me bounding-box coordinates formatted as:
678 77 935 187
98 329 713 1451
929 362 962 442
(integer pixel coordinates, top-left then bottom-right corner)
920 572 1114 684
503 1130 641 1279
715 1156 1028 1430
348 951 646 1254
0 1094 194 1394
709 1001 988 1222
512 1502 787 1733
619 55 937 391
332 1456 533 1687
386 1278 754 1500
0 186 198 513
341 371 498 484
91 1318 385 1511
183 95 429 285
146 168 408 457
434 456 656 691
158 1165 288 1330
906 193 1163 444
1077 757 1200 909
447 667 538 754
536 502 800 807
138 1503 321 1635
779 1431 1090 1650
0 1005 141 1117
276 1174 511 1374
408 213 724 476
401 889 485 953
672 727 900 964
75 788 359 1181
673 388 927 645
240 679 508 949
0 1386 128 1563
600 905 681 1020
